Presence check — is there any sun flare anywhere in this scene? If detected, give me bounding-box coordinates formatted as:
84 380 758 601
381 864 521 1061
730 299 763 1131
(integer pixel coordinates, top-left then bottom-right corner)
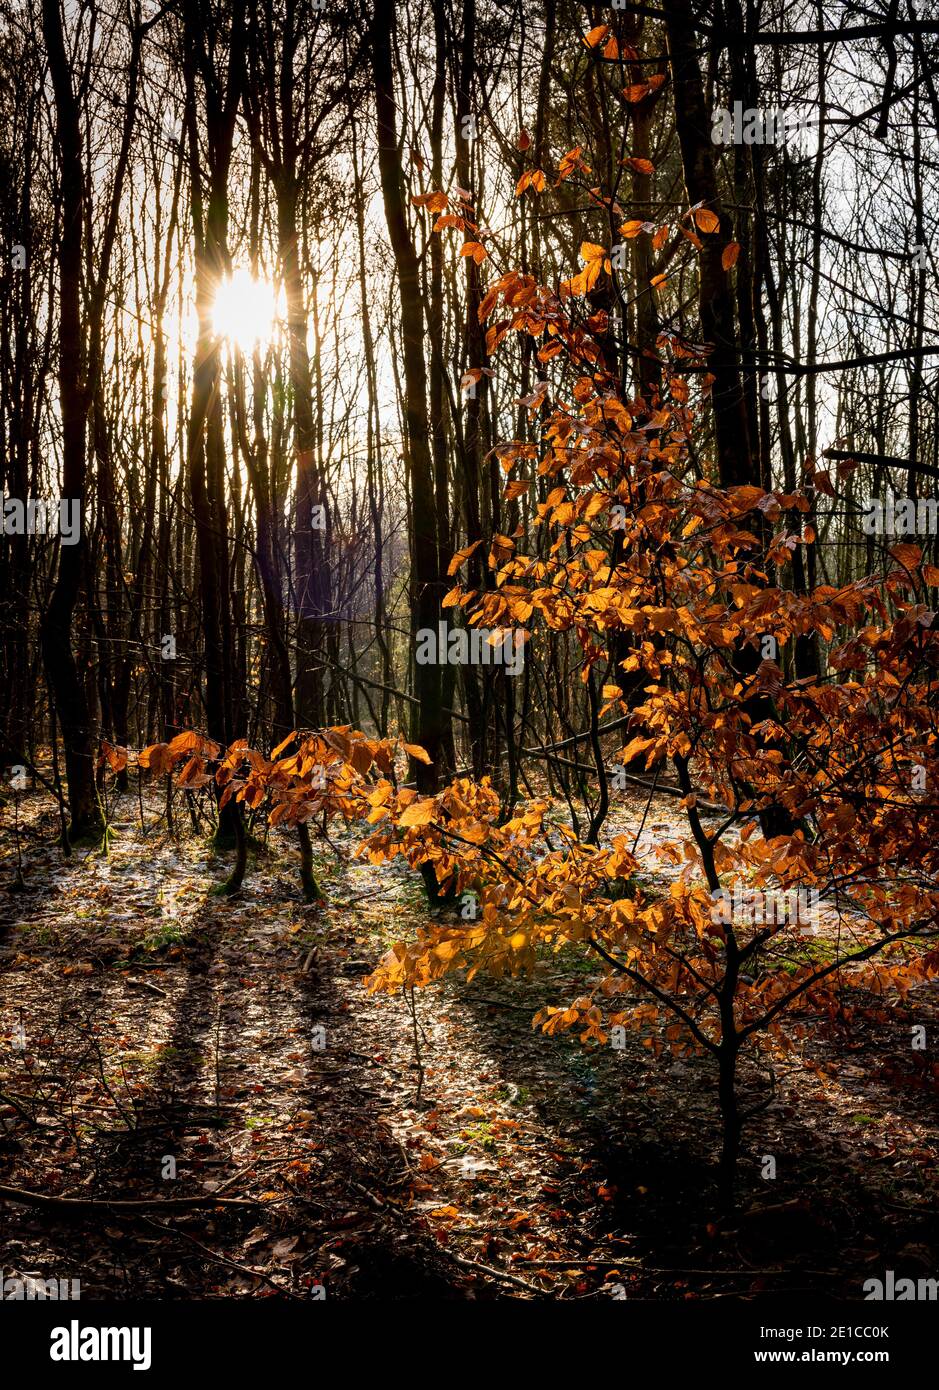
212 268 278 350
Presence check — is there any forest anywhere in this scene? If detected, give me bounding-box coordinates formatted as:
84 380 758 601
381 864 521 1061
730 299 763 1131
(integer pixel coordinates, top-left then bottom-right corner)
0 0 938 1345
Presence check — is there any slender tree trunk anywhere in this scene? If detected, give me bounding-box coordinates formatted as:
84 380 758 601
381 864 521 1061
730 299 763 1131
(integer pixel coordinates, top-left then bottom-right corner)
39 0 102 840
372 0 444 792
717 1037 741 1205
660 0 753 488
182 0 245 849
279 174 329 728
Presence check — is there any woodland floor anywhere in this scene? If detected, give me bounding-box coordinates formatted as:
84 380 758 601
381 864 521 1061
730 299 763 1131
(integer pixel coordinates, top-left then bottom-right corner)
0 784 937 1301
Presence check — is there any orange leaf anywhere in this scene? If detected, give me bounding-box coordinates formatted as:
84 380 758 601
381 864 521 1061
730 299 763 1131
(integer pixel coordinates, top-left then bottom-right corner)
411 191 449 214
694 207 720 234
177 754 205 787
137 742 167 772
397 799 436 828
460 240 487 263
167 731 202 756
447 539 483 576
402 741 433 765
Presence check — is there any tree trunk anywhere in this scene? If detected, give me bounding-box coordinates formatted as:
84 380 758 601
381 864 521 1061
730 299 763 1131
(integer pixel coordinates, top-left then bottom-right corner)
279 174 329 729
182 0 245 849
717 1038 741 1207
372 0 445 792
660 0 753 488
39 0 102 841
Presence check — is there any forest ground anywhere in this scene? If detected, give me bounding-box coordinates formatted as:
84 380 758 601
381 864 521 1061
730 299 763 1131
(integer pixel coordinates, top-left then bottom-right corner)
0 785 936 1301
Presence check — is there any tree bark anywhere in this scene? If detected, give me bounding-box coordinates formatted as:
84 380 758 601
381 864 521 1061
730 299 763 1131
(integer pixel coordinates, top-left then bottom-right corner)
372 0 445 792
39 0 102 840
660 0 753 487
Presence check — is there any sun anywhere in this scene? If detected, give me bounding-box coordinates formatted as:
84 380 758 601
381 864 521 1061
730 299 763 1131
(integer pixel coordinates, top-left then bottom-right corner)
212 267 278 350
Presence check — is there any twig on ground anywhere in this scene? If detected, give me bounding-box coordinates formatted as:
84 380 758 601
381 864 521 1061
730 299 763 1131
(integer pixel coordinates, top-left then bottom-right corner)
442 1250 547 1295
0 1090 37 1127
0 1183 258 1212
140 1215 304 1299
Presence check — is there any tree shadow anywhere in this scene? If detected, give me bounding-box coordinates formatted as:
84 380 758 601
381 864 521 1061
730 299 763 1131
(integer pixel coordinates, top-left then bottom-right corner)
427 963 939 1298
291 947 474 1298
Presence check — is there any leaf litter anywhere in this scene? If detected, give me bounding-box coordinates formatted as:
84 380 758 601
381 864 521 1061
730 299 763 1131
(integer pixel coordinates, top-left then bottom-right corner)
0 787 936 1300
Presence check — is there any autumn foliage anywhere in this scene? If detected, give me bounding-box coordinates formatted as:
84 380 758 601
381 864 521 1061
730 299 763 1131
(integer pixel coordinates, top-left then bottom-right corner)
109 55 939 1198
118 342 939 1190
